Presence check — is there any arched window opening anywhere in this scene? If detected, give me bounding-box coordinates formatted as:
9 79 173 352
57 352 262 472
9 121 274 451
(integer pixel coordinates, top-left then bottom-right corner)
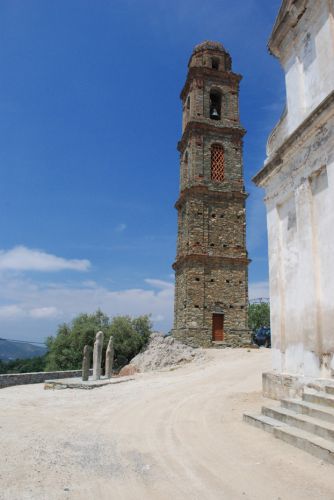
210 91 221 120
211 58 219 70
211 144 225 182
184 151 188 163
186 96 190 109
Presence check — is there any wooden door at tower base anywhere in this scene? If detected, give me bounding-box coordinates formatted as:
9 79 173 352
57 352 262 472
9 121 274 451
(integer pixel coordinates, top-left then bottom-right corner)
212 313 224 341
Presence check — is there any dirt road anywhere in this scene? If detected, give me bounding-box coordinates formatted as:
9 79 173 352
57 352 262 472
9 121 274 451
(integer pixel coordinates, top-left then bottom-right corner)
1 349 334 499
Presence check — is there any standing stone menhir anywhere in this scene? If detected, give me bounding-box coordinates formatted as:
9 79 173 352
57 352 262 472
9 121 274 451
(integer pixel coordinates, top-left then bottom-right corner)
93 331 104 381
105 336 114 379
82 345 91 381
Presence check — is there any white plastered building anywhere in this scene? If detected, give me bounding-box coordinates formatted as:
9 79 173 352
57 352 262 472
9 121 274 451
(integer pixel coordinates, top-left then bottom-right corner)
253 0 334 396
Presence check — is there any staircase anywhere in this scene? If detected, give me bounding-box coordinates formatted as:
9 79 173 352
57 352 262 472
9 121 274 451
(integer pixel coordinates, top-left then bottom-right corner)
244 384 334 463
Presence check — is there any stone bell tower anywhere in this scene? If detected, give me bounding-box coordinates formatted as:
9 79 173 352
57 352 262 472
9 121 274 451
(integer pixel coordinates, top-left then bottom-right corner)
172 41 250 348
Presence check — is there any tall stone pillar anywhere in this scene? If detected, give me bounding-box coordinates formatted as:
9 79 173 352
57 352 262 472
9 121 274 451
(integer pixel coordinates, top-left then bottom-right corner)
92 331 104 381
82 345 91 381
105 336 114 379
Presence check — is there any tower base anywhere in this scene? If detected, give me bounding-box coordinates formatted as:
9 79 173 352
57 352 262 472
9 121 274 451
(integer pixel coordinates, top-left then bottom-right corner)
172 327 251 348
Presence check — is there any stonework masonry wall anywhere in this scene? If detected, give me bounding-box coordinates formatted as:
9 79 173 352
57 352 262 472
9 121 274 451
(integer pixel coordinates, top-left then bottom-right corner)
0 369 93 389
174 264 248 348
173 41 250 348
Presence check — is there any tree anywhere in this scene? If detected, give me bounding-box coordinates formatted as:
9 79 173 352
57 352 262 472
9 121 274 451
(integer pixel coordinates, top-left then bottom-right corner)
109 315 151 368
45 310 152 371
45 310 109 371
248 302 270 331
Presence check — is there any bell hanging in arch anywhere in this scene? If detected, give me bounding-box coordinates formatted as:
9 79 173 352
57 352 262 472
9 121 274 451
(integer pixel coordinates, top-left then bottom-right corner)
211 107 219 118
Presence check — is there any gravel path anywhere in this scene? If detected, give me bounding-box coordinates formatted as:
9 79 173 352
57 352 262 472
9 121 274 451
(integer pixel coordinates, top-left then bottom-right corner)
1 349 334 500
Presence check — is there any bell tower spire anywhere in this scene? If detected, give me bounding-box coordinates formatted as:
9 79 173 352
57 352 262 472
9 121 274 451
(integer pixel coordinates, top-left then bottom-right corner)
172 41 250 347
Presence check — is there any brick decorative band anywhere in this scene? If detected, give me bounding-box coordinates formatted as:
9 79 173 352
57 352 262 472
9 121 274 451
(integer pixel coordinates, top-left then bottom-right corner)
173 254 250 271
175 185 247 210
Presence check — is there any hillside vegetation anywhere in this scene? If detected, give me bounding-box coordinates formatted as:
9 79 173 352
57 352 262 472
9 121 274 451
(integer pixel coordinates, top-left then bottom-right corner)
0 338 46 361
0 356 46 374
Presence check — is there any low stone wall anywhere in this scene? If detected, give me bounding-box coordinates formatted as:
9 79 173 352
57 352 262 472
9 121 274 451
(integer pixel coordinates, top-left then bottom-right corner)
0 369 93 389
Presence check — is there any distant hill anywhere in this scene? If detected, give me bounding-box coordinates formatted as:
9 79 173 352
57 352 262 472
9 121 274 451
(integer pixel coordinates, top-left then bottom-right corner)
0 338 47 361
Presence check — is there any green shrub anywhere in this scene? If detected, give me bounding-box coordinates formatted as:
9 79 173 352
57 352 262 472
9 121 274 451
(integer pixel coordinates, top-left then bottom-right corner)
45 310 152 371
248 302 270 331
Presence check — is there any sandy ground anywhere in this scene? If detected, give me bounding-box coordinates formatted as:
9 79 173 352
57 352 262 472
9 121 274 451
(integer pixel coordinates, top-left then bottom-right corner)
1 349 334 500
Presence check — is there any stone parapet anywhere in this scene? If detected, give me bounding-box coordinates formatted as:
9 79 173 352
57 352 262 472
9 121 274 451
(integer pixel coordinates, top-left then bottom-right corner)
0 369 93 389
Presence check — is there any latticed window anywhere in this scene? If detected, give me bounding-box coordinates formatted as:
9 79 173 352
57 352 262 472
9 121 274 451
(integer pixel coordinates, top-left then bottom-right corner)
211 144 225 181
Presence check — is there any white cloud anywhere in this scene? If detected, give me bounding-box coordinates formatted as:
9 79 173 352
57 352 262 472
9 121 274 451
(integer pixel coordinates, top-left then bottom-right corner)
115 223 127 232
249 281 269 300
0 246 90 272
0 304 25 318
0 273 175 340
29 307 59 319
145 279 174 290
152 314 165 322
81 280 98 288
0 304 59 320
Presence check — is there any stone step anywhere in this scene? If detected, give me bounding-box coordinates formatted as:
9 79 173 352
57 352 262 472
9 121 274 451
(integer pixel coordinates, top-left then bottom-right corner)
243 413 334 464
262 405 334 442
303 390 334 408
325 385 334 396
244 412 280 433
281 398 334 424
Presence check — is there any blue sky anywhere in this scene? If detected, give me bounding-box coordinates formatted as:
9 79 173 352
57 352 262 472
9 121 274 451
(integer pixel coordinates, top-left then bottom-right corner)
0 0 285 342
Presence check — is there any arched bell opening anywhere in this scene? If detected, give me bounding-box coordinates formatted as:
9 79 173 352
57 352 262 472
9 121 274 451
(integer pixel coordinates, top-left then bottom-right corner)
209 90 222 120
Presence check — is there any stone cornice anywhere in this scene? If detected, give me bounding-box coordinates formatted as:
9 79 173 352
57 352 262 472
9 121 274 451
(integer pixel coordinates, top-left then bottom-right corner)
178 121 245 153
173 254 250 271
253 90 334 187
175 185 247 210
180 66 242 101
268 0 307 58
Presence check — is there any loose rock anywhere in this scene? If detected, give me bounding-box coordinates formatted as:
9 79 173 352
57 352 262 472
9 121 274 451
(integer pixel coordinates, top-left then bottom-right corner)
129 333 206 372
118 365 139 377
